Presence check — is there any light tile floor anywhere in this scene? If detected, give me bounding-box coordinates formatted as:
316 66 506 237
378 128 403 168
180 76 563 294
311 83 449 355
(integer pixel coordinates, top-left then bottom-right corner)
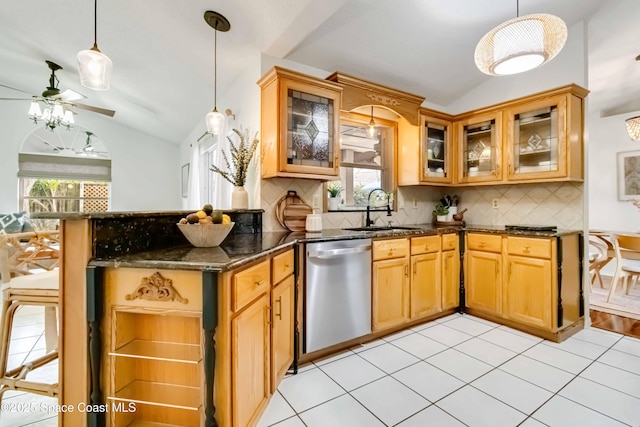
3 309 640 427
259 313 640 427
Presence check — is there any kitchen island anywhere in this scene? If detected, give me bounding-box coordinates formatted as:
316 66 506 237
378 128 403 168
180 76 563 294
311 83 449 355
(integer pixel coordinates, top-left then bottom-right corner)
37 211 583 426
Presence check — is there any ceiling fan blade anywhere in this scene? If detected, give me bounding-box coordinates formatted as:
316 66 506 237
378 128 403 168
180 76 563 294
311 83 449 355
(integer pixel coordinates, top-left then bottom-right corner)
0 83 33 95
72 102 116 117
60 89 86 102
0 97 33 101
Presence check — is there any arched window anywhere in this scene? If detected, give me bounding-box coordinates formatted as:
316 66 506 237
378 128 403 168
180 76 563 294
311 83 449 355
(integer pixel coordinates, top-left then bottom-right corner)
18 126 112 214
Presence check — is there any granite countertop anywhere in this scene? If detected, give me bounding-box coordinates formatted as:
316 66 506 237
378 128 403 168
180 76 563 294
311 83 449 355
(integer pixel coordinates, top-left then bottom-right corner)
87 223 582 272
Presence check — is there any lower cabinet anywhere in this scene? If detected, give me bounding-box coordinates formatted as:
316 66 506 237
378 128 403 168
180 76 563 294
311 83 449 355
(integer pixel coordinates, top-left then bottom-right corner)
271 274 294 391
410 235 441 318
232 293 271 427
505 255 552 329
372 238 410 332
466 249 503 315
441 234 460 310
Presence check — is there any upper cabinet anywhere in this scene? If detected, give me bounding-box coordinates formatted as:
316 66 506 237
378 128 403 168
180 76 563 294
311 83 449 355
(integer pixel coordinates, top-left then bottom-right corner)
456 111 503 184
504 86 588 182
420 111 454 184
258 67 342 180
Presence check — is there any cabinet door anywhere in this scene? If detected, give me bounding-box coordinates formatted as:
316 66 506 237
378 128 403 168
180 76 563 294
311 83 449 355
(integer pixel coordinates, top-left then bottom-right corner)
271 275 294 392
421 116 454 183
442 249 460 310
466 250 502 315
411 253 441 318
456 112 502 183
373 258 409 331
505 94 569 181
232 294 270 427
505 256 552 329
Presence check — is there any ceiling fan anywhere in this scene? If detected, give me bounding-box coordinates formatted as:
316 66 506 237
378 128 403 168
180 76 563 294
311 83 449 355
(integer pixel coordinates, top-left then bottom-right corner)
0 60 116 129
36 130 109 158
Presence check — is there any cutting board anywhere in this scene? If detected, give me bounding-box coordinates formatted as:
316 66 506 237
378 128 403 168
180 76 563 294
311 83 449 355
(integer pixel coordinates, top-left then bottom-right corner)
275 191 313 231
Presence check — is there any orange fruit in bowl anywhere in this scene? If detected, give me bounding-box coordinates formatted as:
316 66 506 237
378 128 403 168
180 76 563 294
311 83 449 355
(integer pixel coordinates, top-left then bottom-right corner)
195 210 207 219
222 214 231 224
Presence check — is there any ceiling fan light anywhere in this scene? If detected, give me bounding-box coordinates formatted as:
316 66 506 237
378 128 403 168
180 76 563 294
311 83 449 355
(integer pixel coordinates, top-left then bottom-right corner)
41 108 52 121
63 110 75 125
77 47 113 91
28 101 42 118
475 13 567 76
626 116 640 141
206 109 225 135
52 104 65 120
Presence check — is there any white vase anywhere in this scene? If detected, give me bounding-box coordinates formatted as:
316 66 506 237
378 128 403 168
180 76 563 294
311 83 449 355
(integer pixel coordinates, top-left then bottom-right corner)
231 186 249 210
447 206 457 222
436 215 448 222
328 197 340 211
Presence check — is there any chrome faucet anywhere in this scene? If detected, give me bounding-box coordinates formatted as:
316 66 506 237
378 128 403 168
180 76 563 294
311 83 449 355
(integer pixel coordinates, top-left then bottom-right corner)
365 188 392 227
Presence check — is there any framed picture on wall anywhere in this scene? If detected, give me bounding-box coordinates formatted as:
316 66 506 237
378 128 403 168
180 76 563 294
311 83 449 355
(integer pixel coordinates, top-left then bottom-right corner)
181 163 189 198
618 150 640 200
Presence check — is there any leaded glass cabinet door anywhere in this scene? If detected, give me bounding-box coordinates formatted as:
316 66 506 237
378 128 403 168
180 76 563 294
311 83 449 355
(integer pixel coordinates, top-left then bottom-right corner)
259 67 341 180
420 116 453 184
506 95 568 181
457 112 502 183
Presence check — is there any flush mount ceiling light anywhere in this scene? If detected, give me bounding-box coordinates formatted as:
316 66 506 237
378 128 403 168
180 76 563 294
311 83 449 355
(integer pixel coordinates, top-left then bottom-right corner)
204 11 231 135
474 0 567 76
77 0 113 90
367 106 376 138
626 116 640 141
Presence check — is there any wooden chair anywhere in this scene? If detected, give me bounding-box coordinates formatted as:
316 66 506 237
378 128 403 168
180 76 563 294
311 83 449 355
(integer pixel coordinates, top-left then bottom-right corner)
606 233 640 302
0 231 60 404
588 235 611 289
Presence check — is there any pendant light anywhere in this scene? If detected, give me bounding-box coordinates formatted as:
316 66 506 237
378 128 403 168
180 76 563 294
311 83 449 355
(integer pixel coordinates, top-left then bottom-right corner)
474 0 567 76
204 11 230 135
367 106 376 138
77 0 113 90
626 116 640 142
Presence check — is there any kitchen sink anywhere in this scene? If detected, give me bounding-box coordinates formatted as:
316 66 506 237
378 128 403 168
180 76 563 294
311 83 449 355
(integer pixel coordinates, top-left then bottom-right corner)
343 226 420 232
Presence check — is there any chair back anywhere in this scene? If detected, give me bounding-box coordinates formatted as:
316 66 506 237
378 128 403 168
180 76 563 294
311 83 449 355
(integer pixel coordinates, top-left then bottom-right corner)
0 231 60 284
612 233 640 261
588 235 608 267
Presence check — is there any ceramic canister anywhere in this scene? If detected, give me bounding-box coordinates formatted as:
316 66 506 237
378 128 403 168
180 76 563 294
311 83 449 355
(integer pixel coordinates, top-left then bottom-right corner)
305 214 323 232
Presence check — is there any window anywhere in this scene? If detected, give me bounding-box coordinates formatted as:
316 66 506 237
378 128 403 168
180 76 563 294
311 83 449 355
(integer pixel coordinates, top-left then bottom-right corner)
327 113 396 210
19 178 110 214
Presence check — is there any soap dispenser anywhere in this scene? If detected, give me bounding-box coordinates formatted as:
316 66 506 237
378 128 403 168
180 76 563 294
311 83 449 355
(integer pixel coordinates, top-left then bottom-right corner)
305 210 323 232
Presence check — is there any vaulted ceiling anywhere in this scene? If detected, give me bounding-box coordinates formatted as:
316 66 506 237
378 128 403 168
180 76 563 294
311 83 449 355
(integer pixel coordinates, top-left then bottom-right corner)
1 0 638 144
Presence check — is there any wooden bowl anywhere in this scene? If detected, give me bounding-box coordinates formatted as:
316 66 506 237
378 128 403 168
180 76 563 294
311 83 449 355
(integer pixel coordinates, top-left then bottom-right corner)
177 222 234 247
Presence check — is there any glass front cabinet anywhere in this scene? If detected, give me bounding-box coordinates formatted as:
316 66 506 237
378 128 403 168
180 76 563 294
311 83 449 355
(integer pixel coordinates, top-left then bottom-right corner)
504 88 586 182
456 112 502 184
258 67 342 180
420 115 454 184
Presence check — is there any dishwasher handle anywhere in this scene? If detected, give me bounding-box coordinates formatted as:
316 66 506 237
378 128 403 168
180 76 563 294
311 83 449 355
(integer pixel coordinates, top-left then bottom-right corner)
308 245 371 259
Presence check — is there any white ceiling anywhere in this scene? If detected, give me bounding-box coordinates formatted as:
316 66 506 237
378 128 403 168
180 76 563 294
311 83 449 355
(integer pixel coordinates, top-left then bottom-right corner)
1 0 638 145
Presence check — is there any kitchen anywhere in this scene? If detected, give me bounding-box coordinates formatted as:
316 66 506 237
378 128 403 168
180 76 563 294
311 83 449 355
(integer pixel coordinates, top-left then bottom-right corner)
1 1 640 427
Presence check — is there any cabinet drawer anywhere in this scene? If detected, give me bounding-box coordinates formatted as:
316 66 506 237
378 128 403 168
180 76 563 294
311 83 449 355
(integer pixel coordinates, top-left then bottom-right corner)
233 260 271 312
272 249 294 285
373 238 409 261
411 235 440 255
507 237 552 259
441 234 458 251
467 233 502 253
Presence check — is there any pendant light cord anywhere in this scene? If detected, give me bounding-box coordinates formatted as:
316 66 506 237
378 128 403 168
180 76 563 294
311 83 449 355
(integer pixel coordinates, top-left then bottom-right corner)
93 0 98 47
214 23 218 110
516 0 519 18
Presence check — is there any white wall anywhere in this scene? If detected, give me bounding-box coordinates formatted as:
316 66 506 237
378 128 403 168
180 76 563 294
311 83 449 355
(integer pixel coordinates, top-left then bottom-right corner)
0 99 180 213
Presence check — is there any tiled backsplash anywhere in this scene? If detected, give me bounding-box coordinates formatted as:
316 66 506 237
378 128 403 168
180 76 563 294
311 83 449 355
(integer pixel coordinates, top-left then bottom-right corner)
261 179 584 231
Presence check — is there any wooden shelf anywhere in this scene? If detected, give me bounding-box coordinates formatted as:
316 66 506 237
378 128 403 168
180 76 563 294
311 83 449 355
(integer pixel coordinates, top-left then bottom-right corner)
128 421 184 427
109 381 201 411
110 340 201 364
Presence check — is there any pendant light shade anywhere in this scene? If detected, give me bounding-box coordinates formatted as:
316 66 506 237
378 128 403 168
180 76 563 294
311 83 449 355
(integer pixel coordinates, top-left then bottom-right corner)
204 11 231 136
475 12 567 76
77 0 112 90
626 116 640 142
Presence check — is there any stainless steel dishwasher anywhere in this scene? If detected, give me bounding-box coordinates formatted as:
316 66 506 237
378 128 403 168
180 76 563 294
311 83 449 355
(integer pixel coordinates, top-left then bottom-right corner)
305 239 372 353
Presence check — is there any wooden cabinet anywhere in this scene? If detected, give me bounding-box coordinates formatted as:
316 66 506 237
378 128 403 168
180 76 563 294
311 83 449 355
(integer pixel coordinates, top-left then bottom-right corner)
102 268 204 427
456 112 503 184
372 238 410 331
441 234 460 310
420 113 455 184
410 235 441 318
505 255 552 329
270 250 294 391
232 293 271 427
258 66 342 180
465 233 503 316
504 86 587 182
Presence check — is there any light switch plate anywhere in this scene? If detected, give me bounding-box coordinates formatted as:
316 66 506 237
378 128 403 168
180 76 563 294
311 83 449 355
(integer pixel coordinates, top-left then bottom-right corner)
312 195 321 209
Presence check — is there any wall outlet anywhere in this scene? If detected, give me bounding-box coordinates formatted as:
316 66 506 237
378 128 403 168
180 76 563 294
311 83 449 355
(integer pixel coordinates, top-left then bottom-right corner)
492 199 499 209
413 198 418 208
312 194 321 209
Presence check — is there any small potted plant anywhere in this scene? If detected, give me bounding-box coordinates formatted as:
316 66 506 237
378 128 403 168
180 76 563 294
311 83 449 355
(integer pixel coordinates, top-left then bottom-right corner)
434 203 449 222
327 182 343 211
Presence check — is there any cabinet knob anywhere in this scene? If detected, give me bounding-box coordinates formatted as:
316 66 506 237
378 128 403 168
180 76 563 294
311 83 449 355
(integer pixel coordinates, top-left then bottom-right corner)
275 297 282 320
424 244 430 251
255 280 266 288
479 241 486 248
523 246 530 254
388 249 394 256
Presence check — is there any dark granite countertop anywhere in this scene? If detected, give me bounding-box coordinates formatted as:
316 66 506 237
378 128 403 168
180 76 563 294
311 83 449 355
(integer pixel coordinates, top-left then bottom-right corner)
465 225 582 237
31 209 264 220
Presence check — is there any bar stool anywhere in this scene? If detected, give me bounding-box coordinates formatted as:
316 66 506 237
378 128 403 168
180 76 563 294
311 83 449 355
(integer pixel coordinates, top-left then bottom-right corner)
0 232 59 404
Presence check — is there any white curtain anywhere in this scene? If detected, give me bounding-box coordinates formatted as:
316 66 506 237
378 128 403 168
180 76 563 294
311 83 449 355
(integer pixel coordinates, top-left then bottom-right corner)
186 141 200 210
213 129 233 209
